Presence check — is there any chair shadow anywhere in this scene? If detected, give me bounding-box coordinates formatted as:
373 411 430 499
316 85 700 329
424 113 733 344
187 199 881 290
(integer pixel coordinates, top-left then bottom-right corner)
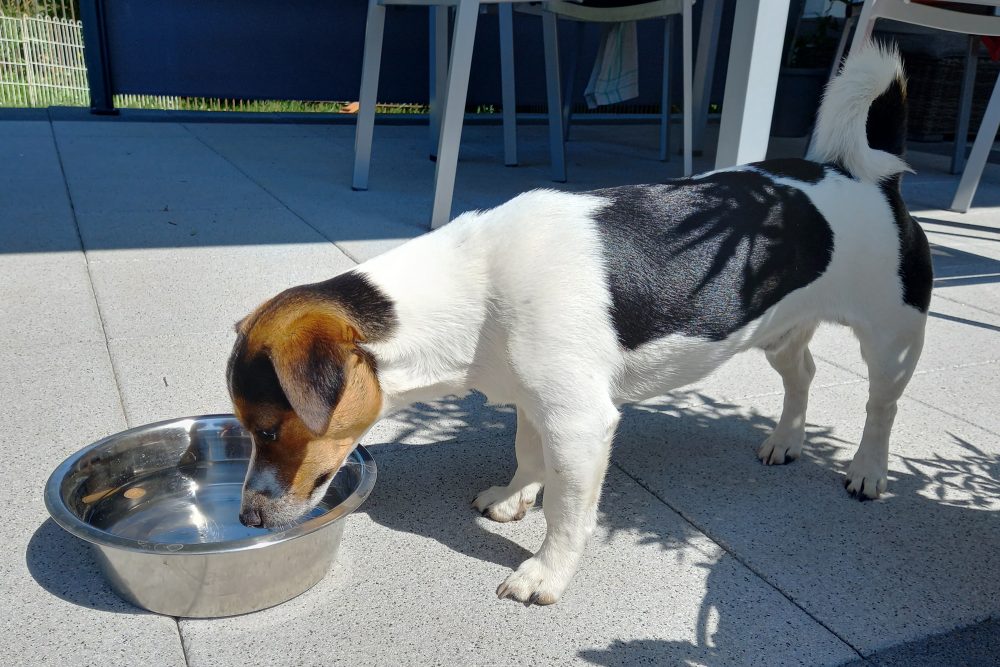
360 390 1000 666
25 519 145 615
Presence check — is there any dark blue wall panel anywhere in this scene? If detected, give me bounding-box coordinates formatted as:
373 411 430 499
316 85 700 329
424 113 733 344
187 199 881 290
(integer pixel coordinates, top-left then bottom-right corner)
97 0 734 109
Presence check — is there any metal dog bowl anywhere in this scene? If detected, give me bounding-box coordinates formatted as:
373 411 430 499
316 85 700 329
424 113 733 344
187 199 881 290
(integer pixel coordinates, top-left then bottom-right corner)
44 415 376 618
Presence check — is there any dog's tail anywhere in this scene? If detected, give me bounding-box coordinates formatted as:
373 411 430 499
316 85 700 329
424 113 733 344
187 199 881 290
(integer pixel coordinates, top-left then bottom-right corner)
806 42 910 183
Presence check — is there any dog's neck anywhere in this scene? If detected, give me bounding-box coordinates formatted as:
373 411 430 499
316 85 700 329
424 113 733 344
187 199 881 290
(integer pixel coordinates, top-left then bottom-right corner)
356 211 496 414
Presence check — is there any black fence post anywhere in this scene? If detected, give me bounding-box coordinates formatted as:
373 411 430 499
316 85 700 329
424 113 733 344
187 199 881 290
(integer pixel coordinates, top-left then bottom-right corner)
79 0 116 114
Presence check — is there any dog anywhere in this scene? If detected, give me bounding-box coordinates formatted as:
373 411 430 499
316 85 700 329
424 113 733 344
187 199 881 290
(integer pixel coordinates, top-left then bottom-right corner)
227 44 931 605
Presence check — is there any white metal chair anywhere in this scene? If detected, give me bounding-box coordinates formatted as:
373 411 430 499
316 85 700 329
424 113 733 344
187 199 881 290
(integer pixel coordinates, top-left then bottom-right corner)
353 0 548 229
849 0 1000 212
521 0 696 179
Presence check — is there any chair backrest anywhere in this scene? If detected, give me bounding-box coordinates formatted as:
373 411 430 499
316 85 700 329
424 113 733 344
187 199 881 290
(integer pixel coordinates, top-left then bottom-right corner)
870 0 1000 37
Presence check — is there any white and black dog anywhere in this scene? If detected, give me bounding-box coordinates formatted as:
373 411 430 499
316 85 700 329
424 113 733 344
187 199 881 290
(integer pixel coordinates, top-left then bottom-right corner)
227 44 931 605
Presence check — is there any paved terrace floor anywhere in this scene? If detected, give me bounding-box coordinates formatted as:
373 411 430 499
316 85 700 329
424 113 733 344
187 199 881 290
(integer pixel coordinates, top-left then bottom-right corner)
2 111 999 667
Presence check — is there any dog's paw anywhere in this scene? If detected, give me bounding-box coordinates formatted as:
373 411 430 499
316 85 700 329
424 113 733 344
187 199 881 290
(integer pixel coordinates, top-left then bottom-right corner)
844 456 887 500
472 485 535 523
757 433 802 466
496 557 565 605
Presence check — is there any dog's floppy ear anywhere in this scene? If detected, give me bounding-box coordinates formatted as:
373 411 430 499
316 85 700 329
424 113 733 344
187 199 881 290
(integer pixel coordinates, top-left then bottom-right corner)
267 314 358 435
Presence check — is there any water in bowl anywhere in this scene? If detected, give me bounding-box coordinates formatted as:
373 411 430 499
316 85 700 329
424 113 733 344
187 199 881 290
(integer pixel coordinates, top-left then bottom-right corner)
85 460 332 545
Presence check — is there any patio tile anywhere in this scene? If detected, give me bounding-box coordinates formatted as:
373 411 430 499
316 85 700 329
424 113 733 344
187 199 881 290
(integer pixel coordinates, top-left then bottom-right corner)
87 242 355 339
178 437 856 667
108 330 236 426
182 121 326 140
841 618 1000 667
0 207 81 254
52 119 191 138
0 340 186 667
0 119 52 136
55 134 240 181
74 205 328 254
63 171 282 214
0 253 106 350
612 381 1000 656
810 297 1000 377
904 362 1000 435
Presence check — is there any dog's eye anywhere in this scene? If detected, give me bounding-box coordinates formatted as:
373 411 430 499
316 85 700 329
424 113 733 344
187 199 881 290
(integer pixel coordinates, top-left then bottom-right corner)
256 428 279 443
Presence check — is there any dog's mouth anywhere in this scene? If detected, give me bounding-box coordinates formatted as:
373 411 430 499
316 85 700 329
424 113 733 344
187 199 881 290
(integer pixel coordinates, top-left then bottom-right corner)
239 491 316 530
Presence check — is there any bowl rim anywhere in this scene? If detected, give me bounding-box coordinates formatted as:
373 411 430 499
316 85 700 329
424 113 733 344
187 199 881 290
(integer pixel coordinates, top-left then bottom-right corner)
43 414 377 555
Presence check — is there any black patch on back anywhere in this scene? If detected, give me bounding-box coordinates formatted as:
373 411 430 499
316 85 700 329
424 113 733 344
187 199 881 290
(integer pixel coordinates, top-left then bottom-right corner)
292 271 398 341
751 158 826 183
593 170 835 349
880 180 932 312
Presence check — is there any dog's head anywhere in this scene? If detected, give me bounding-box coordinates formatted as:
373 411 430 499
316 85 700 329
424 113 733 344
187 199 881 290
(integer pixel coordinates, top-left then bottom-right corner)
226 289 384 529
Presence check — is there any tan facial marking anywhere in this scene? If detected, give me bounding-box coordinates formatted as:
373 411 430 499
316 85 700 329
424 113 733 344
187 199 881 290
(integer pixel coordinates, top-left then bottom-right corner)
231 294 383 504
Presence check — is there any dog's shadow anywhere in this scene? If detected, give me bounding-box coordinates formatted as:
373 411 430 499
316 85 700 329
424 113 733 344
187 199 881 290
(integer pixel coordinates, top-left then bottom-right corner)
360 391 1000 666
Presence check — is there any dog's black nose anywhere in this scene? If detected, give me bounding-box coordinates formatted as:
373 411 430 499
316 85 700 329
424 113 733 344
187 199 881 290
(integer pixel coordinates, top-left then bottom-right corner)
239 508 263 527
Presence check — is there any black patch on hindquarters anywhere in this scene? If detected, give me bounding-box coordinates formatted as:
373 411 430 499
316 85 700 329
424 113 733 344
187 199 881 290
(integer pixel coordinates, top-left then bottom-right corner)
880 178 932 312
290 271 398 342
593 170 835 349
750 158 827 184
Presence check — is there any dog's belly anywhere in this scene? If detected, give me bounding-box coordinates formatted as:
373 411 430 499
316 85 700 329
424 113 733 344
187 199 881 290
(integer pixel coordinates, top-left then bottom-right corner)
611 304 797 404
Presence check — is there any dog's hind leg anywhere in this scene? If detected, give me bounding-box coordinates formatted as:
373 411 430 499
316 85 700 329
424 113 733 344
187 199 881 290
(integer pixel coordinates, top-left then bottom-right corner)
758 325 818 465
473 407 544 522
496 400 619 605
845 308 927 499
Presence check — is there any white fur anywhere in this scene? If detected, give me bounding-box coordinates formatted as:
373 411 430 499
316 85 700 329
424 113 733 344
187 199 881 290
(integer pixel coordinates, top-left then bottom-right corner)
806 41 911 183
346 47 927 604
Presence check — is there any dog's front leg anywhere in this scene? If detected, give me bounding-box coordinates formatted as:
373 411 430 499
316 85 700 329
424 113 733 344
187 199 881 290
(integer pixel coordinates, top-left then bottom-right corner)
496 406 619 605
473 407 544 522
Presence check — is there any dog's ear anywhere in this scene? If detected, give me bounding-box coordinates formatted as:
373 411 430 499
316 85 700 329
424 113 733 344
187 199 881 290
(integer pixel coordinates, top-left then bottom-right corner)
267 314 359 435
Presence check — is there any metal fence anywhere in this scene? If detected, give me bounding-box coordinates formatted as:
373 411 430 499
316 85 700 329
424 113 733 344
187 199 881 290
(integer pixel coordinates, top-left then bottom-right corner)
0 13 87 107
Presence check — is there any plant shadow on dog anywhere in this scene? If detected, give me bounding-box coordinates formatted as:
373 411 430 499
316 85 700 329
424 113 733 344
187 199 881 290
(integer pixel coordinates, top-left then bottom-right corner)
26 519 147 614
360 390 1000 665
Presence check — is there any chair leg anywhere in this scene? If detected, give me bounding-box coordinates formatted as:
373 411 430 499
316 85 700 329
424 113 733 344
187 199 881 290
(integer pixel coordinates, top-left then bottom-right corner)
562 21 585 143
692 0 723 155
430 0 481 229
499 3 518 166
848 0 880 56
660 16 673 162
681 0 693 176
952 34 978 175
951 72 1000 213
542 11 567 183
352 0 387 191
429 5 450 161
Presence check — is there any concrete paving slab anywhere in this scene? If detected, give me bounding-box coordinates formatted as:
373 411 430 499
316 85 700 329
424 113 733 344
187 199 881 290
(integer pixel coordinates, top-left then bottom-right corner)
0 339 186 667
74 205 328 254
810 296 1000 378
904 362 1000 435
55 134 241 181
0 119 52 136
183 121 325 139
108 330 236 426
0 253 106 350
1 207 81 254
52 119 191 138
840 618 1000 667
87 242 355 339
63 171 282 214
613 381 1000 656
179 437 857 667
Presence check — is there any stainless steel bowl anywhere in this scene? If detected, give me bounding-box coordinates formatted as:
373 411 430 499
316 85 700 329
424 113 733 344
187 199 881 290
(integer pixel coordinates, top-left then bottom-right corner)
44 415 375 618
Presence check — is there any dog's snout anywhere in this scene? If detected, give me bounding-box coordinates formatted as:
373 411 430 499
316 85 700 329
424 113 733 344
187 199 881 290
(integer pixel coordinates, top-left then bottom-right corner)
239 508 263 528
